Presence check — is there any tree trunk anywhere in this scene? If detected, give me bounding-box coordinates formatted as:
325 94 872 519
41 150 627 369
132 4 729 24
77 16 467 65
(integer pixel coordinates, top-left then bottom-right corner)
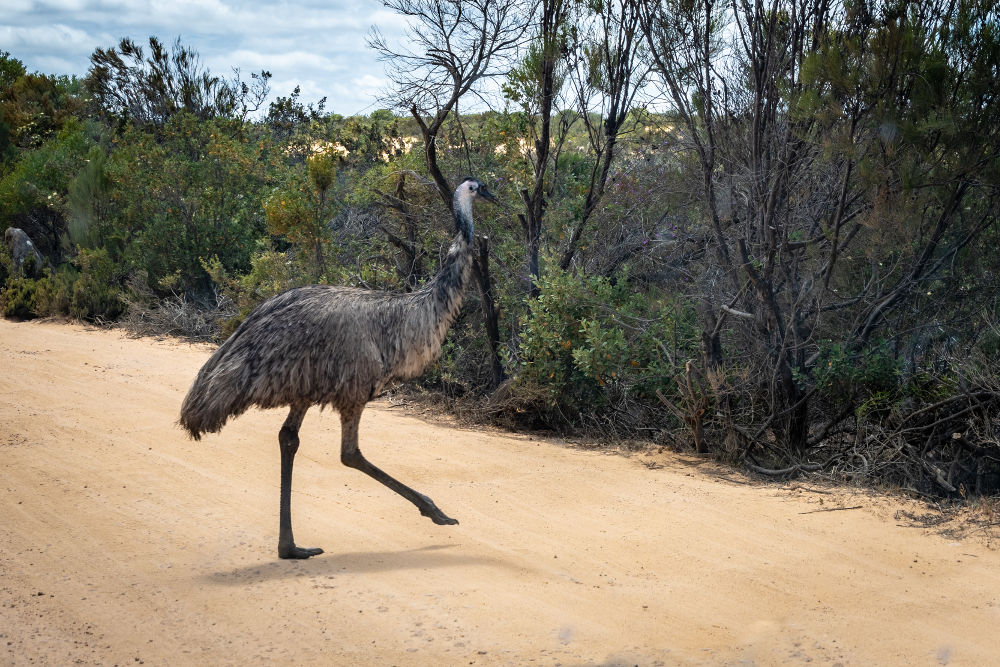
472 235 505 387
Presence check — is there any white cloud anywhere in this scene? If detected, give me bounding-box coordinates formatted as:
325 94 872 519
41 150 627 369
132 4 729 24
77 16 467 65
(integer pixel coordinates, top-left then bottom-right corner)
0 24 96 52
1 0 37 12
351 73 383 88
368 8 410 32
27 54 82 76
223 49 341 73
3 0 410 114
36 0 91 10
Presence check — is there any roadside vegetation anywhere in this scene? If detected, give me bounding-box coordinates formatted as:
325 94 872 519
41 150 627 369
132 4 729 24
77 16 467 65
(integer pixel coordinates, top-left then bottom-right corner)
2 1 999 499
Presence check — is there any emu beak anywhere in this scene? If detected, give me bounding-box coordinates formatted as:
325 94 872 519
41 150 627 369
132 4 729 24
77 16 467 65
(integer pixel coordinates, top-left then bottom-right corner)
479 186 499 204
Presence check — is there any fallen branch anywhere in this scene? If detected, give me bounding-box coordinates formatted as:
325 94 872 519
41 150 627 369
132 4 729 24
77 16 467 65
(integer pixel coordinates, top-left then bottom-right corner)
799 505 863 514
746 462 824 476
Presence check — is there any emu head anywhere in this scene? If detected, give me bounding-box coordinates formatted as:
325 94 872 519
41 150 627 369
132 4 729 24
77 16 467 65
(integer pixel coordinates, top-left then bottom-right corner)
453 177 497 243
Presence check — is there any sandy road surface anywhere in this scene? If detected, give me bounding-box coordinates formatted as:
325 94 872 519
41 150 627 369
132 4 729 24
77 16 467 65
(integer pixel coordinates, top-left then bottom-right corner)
1 318 999 666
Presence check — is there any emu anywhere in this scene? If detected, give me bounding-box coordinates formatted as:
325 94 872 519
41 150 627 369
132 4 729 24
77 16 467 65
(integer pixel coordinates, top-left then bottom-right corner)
179 177 496 559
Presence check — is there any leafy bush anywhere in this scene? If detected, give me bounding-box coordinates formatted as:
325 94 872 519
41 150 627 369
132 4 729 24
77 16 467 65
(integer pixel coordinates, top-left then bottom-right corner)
811 340 902 412
0 244 11 285
1 276 38 318
102 113 275 291
0 117 94 255
33 264 78 316
69 248 124 321
511 266 697 428
0 252 121 322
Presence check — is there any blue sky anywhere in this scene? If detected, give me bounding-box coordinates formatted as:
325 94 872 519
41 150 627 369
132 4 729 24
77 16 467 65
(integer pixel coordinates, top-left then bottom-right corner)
1 0 408 116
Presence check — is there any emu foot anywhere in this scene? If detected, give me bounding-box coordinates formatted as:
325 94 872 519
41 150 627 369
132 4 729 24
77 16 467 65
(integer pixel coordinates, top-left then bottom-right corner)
278 544 324 559
419 502 459 526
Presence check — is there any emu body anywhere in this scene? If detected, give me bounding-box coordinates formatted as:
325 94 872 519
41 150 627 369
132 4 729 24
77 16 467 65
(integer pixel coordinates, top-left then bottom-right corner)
179 178 495 559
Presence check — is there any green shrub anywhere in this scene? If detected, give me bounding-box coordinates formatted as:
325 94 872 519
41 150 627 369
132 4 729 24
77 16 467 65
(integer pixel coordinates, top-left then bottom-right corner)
104 113 273 290
512 266 697 425
0 245 11 286
1 276 39 318
34 264 78 316
0 118 93 226
69 248 124 321
21 251 39 278
811 340 902 415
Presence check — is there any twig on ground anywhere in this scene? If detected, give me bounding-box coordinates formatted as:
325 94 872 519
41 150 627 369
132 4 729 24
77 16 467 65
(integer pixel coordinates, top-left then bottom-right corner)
799 505 863 514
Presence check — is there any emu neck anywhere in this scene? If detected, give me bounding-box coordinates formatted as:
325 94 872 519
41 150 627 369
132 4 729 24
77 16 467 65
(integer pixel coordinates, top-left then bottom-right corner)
453 188 475 244
429 194 476 314
426 233 473 319
382 233 472 383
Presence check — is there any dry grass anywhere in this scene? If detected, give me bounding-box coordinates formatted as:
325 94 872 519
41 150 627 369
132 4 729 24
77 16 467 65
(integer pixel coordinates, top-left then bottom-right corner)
122 290 235 342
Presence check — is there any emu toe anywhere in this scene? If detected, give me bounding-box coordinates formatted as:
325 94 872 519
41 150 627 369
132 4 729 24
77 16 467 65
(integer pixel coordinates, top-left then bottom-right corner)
421 505 459 525
279 545 324 559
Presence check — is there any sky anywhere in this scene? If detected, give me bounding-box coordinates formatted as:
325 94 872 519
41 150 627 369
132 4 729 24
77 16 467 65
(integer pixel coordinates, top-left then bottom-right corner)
1 0 410 117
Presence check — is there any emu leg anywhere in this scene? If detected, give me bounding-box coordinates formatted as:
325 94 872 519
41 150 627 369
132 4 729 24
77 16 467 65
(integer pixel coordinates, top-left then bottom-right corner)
340 406 458 525
278 405 324 559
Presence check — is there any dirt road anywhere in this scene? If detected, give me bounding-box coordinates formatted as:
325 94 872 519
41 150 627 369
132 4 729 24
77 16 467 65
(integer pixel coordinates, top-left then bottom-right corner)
1 318 999 666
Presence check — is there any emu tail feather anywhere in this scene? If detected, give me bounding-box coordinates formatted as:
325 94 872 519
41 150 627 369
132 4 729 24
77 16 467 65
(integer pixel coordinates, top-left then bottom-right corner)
178 348 254 440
